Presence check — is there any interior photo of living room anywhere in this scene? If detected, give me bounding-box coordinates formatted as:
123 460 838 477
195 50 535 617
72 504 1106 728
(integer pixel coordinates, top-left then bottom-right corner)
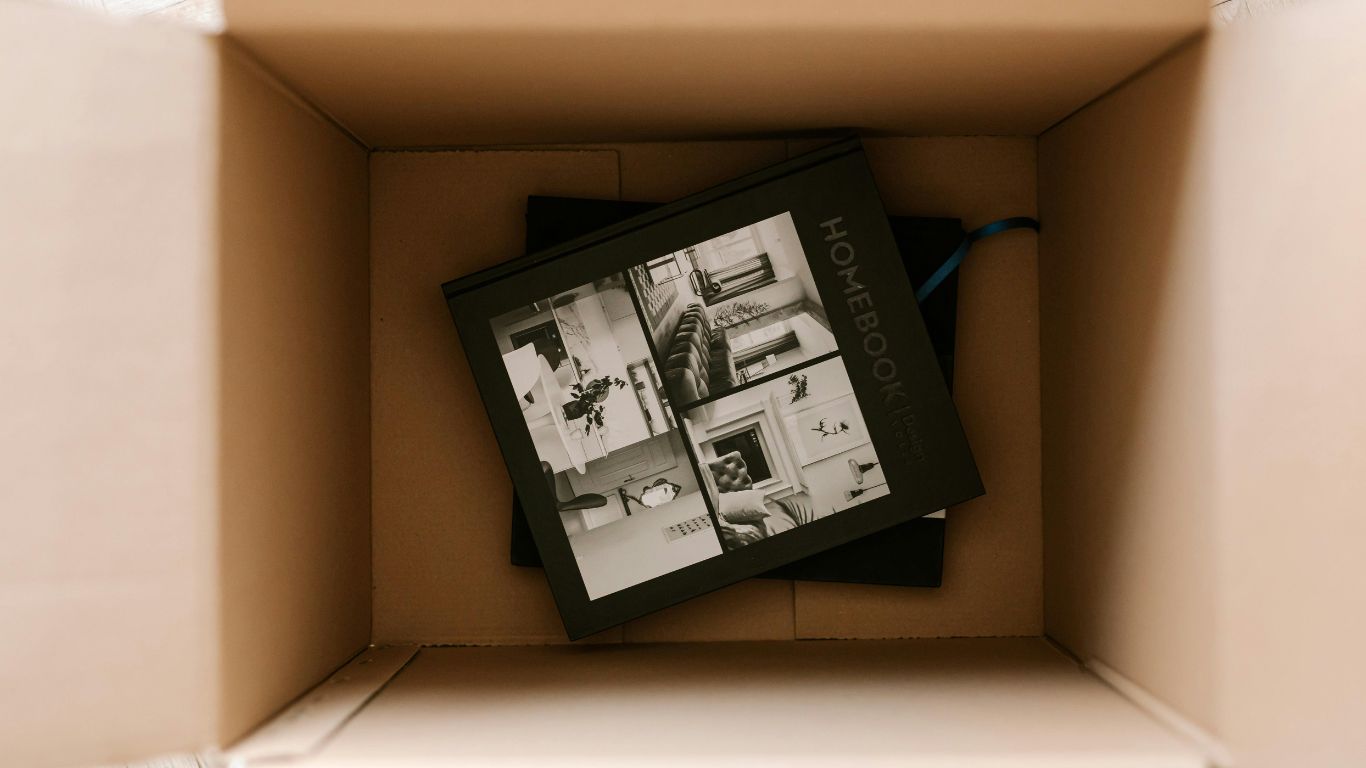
627 211 837 408
492 274 674 475
491 275 722 599
682 357 887 551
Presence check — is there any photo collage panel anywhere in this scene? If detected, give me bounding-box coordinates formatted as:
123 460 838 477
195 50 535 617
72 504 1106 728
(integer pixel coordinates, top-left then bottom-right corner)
491 212 886 599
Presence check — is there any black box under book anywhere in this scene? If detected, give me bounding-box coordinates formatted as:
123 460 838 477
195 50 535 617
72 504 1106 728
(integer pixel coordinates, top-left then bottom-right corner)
442 140 982 638
509 195 967 589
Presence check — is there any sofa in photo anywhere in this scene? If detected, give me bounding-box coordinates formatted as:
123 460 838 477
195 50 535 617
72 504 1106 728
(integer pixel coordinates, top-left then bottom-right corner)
660 302 737 404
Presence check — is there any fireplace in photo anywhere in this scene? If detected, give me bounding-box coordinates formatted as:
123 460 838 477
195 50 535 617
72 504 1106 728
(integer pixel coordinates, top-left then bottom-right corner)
683 357 888 551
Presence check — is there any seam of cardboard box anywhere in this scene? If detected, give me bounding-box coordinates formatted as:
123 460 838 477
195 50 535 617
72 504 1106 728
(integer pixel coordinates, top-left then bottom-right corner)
1086 655 1233 768
223 645 419 765
1040 29 1208 138
1044 636 1227 766
220 34 371 151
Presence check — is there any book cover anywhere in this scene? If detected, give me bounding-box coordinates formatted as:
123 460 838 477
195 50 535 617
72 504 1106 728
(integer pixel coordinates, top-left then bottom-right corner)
510 195 965 588
442 139 982 638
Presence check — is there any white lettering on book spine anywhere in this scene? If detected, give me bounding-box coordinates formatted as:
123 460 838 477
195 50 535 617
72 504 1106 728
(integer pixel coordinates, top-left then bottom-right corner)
821 217 925 464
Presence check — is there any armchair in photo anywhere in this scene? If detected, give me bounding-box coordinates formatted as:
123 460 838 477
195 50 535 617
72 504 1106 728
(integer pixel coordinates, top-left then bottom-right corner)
702 450 827 550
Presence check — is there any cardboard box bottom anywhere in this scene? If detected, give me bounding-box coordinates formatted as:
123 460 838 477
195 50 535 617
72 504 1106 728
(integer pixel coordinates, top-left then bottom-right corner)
223 638 1204 767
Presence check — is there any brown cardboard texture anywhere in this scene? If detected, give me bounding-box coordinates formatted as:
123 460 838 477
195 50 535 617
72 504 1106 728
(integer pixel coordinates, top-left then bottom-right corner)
219 0 1206 146
5 0 1366 766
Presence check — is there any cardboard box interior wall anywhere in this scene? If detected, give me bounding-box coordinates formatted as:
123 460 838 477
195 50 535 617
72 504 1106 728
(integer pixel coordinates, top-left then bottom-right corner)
3 1 1363 766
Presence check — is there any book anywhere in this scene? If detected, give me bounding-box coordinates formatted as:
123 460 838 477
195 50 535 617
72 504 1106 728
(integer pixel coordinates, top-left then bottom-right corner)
442 139 982 638
510 195 966 588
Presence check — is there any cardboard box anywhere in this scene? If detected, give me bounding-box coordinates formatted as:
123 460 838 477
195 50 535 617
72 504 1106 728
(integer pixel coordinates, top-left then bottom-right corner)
2 1 1363 766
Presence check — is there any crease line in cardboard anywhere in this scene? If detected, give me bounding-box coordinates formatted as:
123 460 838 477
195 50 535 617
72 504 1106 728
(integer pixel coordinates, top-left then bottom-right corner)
219 36 371 151
1086 655 1234 768
224 645 419 765
1039 29 1208 138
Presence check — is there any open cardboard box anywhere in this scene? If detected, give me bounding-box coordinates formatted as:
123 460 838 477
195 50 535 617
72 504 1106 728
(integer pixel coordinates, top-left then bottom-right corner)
4 0 1364 766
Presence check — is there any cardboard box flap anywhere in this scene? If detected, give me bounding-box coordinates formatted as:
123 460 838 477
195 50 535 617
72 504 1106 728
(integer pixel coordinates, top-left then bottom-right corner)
219 0 1207 147
1040 1 1366 764
250 639 1208 766
223 0 1207 32
2 5 371 765
0 3 222 766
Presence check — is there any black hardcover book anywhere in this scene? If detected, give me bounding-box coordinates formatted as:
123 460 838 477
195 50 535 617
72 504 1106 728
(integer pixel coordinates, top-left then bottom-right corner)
442 140 982 638
510 195 965 588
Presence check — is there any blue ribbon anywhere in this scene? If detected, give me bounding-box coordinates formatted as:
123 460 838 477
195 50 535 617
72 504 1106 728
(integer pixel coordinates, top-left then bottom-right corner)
915 217 1040 303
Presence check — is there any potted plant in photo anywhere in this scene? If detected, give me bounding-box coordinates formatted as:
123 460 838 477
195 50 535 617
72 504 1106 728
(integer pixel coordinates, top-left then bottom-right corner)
562 375 627 434
711 300 769 329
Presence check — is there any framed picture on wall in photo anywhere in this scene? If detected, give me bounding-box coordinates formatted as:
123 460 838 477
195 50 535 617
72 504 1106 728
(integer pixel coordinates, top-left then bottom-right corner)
787 393 870 466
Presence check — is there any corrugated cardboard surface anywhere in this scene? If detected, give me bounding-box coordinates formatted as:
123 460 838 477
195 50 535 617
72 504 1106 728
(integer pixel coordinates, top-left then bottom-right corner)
370 139 1040 645
216 44 372 744
1041 4 1366 766
220 1 1205 146
0 4 221 766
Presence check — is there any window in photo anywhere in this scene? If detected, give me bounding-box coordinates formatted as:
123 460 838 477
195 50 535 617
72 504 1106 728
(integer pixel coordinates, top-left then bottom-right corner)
645 252 691 285
710 427 774 485
508 320 566 371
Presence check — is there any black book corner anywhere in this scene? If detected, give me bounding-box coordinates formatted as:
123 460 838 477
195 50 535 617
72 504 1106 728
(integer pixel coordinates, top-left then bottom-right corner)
512 196 966 588
442 140 982 638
